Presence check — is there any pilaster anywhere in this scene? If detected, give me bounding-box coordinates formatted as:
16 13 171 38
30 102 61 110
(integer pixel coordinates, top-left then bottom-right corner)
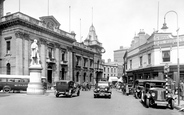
54 46 60 82
40 38 47 78
15 31 24 75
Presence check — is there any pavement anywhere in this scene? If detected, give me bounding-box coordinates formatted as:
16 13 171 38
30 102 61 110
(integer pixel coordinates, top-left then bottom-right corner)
174 95 184 112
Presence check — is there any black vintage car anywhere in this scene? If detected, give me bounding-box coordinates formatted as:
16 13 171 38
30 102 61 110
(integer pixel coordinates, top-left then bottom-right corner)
141 80 174 109
94 81 112 99
54 80 80 98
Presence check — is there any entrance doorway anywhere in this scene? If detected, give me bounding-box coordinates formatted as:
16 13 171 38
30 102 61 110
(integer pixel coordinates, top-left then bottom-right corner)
47 65 52 84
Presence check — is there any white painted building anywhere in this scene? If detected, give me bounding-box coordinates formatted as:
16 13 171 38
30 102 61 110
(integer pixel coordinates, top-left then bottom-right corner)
126 30 184 85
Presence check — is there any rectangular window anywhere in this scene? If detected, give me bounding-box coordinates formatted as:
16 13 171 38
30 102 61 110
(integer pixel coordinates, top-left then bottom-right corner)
83 58 87 67
162 51 170 62
104 67 106 72
130 60 132 69
140 56 142 66
90 59 93 68
48 47 54 59
148 53 151 64
76 56 81 66
6 41 10 54
61 50 67 61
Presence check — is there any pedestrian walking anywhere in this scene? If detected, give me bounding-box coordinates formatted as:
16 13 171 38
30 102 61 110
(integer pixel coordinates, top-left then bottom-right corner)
180 80 184 100
126 84 129 96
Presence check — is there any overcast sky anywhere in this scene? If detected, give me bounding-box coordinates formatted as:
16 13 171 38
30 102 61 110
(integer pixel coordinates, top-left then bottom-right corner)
4 0 184 62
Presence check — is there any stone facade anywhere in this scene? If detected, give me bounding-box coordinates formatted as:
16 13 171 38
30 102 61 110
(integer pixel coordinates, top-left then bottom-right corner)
0 11 104 86
0 12 76 86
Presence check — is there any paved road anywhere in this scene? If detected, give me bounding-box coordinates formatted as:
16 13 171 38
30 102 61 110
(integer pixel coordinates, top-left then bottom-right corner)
0 89 182 115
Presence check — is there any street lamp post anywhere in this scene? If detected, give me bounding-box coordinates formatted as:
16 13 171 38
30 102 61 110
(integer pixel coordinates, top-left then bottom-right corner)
161 10 180 105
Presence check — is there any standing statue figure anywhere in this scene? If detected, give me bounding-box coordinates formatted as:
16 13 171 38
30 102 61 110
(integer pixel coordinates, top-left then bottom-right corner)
31 39 40 65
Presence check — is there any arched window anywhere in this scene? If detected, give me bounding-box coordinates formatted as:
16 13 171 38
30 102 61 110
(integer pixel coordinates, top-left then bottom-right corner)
6 63 11 75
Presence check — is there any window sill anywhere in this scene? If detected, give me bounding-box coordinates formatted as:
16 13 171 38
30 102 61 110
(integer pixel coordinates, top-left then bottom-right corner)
5 54 11 56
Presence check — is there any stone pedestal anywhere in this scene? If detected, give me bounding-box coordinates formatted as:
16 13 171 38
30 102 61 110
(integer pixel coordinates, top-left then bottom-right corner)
27 65 44 95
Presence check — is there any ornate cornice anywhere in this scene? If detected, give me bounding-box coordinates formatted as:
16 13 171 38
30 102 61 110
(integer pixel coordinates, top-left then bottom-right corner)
55 43 60 48
39 37 47 45
15 31 24 39
15 31 30 40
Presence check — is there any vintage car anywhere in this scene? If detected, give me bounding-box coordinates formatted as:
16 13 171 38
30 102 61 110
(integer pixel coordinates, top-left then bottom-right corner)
55 80 80 98
133 79 147 99
141 80 174 109
94 81 112 99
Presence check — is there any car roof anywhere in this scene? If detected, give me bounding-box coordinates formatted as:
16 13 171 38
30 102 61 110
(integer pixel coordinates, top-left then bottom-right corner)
135 79 149 82
143 80 166 83
56 80 73 83
98 81 109 83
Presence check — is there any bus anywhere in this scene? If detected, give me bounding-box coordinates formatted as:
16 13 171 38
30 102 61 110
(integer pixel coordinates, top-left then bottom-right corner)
0 75 30 93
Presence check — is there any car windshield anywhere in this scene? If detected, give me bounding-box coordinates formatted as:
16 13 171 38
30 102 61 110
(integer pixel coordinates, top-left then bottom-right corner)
147 82 165 88
98 82 109 88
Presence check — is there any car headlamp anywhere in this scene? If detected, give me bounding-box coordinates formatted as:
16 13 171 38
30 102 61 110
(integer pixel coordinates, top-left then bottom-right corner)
151 92 155 97
97 88 100 91
105 88 108 91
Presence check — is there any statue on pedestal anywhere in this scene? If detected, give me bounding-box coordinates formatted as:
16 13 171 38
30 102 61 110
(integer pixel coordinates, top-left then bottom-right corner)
31 39 40 66
27 39 44 95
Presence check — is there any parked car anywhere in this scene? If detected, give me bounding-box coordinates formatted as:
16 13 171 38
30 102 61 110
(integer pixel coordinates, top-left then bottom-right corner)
141 80 174 109
133 79 147 99
54 80 80 98
94 81 112 99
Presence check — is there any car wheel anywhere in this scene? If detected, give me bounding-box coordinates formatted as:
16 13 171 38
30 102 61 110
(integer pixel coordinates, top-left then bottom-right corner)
3 86 11 93
170 100 174 109
109 95 111 99
55 93 59 98
145 98 150 108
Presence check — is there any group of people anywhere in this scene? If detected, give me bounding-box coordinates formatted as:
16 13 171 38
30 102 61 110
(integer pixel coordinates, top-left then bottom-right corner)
81 82 91 91
115 82 131 95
